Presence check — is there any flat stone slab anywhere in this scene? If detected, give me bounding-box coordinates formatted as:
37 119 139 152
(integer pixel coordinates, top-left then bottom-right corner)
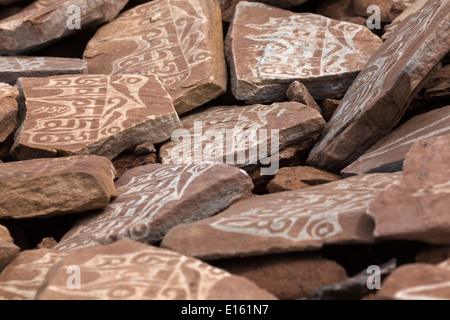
54 163 253 252
0 0 128 55
84 0 227 115
226 2 382 103
342 105 450 176
382 0 428 40
0 224 20 270
307 0 450 172
0 249 68 300
12 74 181 160
37 239 277 300
369 134 450 244
0 56 87 85
0 155 117 219
161 173 400 260
0 82 18 143
159 102 325 171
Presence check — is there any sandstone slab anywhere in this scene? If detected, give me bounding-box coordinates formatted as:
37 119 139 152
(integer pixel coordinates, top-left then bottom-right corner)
342 105 450 176
0 155 117 219
321 98 341 122
382 0 428 40
0 249 67 300
12 74 181 160
0 56 87 85
112 152 158 178
307 0 450 172
162 173 400 259
0 224 20 270
0 82 18 143
286 81 322 114
369 134 450 244
54 163 253 252
423 64 450 99
0 0 128 55
84 0 227 115
226 2 382 103
267 166 342 193
38 239 276 300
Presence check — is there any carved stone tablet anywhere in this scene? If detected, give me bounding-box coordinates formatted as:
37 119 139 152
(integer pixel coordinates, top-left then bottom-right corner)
37 239 277 300
84 0 228 115
54 163 253 252
0 56 87 85
161 173 400 259
12 74 181 160
307 0 450 172
226 2 382 102
0 155 118 219
0 0 128 55
342 105 450 176
0 82 18 144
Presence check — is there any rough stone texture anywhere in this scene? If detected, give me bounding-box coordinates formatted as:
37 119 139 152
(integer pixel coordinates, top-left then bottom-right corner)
134 141 156 156
321 98 341 122
54 163 253 252
0 0 129 55
226 2 382 103
213 252 347 299
422 64 450 99
286 81 322 114
353 0 403 22
0 249 67 300
416 246 450 264
12 74 181 160
369 134 450 244
382 0 428 40
0 224 20 270
316 0 367 24
0 56 87 85
0 82 18 143
112 152 158 178
267 166 342 193
159 102 325 170
37 239 277 300
162 173 400 260
0 155 118 219
220 0 310 22
342 105 450 176
307 0 450 172
376 260 450 300
36 237 58 250
84 0 227 115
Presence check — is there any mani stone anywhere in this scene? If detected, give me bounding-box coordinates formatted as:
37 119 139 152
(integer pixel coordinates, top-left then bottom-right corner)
213 252 347 300
159 102 326 170
307 0 450 173
0 0 129 55
0 224 20 270
342 105 450 176
0 56 88 85
0 155 117 219
54 163 253 252
12 74 181 160
37 239 277 300
0 82 18 144
225 2 382 103
382 0 428 40
267 166 342 193
220 0 310 22
376 260 450 300
161 172 400 260
84 0 227 115
369 134 450 244
0 249 68 300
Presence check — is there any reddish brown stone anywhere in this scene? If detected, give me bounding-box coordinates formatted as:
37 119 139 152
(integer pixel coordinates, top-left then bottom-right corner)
12 74 181 160
382 0 428 40
416 246 450 264
213 252 347 299
0 155 117 219
134 141 156 156
316 0 367 24
0 249 67 300
369 134 450 244
226 2 382 103
342 105 450 176
287 81 322 114
36 237 58 250
0 82 17 144
162 173 400 259
54 163 253 252
423 64 450 99
0 0 128 55
0 56 87 85
321 99 341 122
307 0 450 172
84 0 227 115
353 0 409 22
112 152 158 178
37 239 277 300
267 166 342 193
0 224 20 270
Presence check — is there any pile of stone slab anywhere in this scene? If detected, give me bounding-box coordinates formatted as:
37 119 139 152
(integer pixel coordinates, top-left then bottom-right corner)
0 0 449 300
